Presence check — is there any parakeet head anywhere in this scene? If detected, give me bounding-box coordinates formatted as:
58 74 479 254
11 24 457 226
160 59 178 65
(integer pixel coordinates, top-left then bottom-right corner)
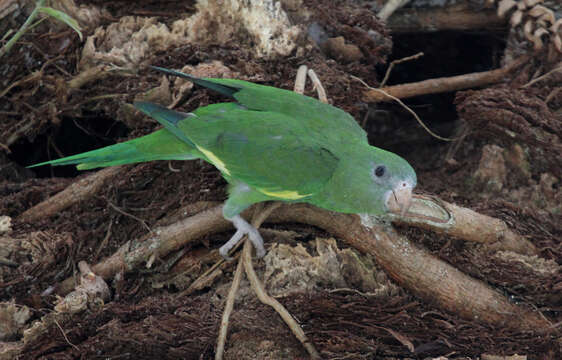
370 148 417 216
312 144 417 216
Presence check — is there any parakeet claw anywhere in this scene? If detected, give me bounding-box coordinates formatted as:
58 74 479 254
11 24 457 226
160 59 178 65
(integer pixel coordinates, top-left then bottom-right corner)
219 215 266 260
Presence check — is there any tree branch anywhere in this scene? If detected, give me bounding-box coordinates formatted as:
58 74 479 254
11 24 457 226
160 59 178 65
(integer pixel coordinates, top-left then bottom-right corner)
393 194 537 255
53 202 548 331
18 167 125 223
362 57 528 103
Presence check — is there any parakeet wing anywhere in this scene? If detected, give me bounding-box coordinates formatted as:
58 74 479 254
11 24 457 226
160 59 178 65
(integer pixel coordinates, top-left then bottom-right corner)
149 101 340 198
150 67 368 144
221 79 368 144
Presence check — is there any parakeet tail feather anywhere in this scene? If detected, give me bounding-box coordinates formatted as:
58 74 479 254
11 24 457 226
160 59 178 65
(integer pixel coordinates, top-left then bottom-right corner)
28 129 199 170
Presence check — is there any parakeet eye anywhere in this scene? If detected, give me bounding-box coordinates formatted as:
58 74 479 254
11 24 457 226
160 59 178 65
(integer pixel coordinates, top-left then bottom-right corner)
374 165 386 177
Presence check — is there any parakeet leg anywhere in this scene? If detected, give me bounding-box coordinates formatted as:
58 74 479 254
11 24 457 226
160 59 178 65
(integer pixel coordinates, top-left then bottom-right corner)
218 224 245 260
219 215 266 259
220 181 272 259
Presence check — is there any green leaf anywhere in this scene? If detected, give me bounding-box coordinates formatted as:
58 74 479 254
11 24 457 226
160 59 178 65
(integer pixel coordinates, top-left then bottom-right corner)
38 7 83 41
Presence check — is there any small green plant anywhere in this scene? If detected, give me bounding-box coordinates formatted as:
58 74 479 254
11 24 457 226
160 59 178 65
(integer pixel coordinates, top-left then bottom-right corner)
0 0 83 58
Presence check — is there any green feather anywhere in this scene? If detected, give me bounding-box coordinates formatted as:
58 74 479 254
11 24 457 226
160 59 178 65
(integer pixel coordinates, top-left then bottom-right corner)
153 66 367 144
28 129 197 170
30 66 417 218
178 106 340 196
211 78 368 144
134 101 195 146
149 66 239 97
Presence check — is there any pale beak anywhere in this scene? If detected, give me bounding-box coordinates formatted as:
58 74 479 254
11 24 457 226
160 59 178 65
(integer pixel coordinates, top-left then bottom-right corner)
386 185 413 216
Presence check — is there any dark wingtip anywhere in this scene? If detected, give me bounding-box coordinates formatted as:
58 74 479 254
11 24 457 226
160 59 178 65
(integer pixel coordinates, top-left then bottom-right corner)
148 65 238 98
149 66 197 81
133 101 156 113
133 101 158 118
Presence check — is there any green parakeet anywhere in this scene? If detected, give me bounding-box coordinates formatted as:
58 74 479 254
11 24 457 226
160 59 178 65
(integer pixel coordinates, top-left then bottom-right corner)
30 66 417 258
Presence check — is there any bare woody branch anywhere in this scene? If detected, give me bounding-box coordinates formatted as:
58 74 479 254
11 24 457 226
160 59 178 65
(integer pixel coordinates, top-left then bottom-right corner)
55 206 230 295
362 56 528 103
392 194 537 255
18 167 125 223
53 202 548 331
270 205 549 331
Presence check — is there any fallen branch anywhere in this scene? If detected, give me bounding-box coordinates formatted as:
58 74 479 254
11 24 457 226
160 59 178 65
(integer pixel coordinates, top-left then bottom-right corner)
54 201 548 331
55 205 231 295
394 194 537 255
380 52 424 87
362 56 528 103
18 166 126 223
270 205 549 331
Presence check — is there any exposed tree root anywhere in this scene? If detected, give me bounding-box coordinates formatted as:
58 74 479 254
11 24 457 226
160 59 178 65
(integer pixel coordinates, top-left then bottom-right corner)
271 205 550 331
395 194 537 255
240 203 320 359
362 56 528 103
18 166 126 223
216 202 320 359
215 249 244 360
51 200 549 332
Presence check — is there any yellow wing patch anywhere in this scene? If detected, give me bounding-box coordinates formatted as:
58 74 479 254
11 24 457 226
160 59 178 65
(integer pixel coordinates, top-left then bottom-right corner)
258 188 311 200
195 145 231 176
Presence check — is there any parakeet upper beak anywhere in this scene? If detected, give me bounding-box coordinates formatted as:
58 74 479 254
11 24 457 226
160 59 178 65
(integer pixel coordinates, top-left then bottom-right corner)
386 183 413 216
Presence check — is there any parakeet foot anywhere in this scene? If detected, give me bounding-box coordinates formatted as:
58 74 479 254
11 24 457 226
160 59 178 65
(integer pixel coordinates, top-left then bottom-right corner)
219 215 266 260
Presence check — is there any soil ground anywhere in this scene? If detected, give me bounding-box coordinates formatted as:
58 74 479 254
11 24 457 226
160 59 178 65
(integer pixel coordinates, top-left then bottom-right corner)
1 1 560 359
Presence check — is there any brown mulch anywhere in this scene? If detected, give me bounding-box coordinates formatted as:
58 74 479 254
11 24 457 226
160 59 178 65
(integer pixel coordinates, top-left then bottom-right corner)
1 1 560 359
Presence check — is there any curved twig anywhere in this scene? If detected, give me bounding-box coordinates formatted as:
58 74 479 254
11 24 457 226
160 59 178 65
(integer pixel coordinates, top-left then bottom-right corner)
243 203 321 358
215 253 244 360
